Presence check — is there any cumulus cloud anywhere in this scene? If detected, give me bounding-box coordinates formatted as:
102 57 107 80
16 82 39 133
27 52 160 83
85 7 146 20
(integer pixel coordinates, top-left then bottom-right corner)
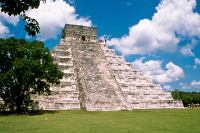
0 12 19 37
0 22 9 37
27 0 92 40
180 44 195 57
0 13 19 26
108 0 200 55
132 58 184 83
180 39 197 56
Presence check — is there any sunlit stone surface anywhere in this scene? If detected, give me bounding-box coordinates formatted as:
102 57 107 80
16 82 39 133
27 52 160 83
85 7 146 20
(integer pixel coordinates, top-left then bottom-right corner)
37 24 183 111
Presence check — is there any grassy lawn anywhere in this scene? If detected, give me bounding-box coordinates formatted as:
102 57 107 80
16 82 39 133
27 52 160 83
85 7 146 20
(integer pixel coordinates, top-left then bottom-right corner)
0 109 199 133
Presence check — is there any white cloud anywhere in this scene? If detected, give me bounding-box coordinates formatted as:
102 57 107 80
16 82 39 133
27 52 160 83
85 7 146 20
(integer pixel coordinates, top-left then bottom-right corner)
180 39 197 56
195 58 200 65
179 82 188 90
27 0 92 40
0 12 19 37
132 58 184 83
0 13 19 26
180 81 200 90
191 80 200 85
180 44 195 56
191 80 200 89
0 22 9 37
163 85 173 91
194 58 200 68
108 0 200 55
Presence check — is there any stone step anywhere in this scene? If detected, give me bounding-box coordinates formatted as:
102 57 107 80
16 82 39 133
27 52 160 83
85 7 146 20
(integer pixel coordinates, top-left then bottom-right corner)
54 60 73 65
53 55 72 59
53 51 71 56
54 45 71 51
103 48 176 105
58 65 73 70
50 88 79 92
54 57 72 62
44 99 80 103
57 62 74 67
62 73 75 78
39 102 80 110
51 81 77 88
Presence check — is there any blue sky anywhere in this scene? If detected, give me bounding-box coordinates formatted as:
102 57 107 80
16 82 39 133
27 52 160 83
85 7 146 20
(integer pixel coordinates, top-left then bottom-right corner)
0 0 200 92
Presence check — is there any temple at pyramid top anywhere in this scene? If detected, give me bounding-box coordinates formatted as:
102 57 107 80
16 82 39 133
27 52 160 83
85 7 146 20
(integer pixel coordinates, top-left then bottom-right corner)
62 24 97 42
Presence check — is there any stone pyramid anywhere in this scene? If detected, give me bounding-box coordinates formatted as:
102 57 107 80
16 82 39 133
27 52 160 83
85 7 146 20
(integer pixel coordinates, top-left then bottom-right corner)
37 24 183 111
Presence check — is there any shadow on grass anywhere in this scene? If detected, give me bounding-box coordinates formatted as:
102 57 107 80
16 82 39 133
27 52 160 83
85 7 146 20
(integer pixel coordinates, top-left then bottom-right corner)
0 110 59 116
27 110 59 116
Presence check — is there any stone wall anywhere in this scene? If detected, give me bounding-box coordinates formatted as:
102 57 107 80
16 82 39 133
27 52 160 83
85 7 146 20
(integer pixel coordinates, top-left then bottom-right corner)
37 39 80 110
38 24 183 110
103 48 183 109
62 24 97 42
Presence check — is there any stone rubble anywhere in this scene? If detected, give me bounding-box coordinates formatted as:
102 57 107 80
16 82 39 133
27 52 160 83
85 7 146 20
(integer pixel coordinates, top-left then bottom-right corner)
37 24 183 111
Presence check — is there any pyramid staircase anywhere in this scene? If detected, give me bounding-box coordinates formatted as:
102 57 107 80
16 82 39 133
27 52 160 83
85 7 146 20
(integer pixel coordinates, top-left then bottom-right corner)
103 48 183 109
37 39 80 110
37 24 183 110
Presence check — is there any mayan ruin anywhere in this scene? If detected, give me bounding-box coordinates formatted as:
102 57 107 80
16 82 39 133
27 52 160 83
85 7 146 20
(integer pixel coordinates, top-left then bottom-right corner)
37 24 184 111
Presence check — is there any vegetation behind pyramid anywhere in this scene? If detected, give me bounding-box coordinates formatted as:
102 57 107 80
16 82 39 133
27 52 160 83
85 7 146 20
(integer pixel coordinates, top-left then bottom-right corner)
37 24 183 111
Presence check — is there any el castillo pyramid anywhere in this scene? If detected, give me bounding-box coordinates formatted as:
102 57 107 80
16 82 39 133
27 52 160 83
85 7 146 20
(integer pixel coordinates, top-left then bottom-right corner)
37 24 183 111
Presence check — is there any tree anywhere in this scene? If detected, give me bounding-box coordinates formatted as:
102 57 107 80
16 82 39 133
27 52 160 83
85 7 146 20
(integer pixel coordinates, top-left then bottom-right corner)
172 90 200 107
0 0 55 36
0 38 63 113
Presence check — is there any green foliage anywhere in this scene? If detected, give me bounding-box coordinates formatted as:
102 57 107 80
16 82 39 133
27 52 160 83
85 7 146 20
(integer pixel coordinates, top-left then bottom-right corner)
172 90 200 107
0 38 63 113
0 0 55 36
22 15 40 36
0 109 200 133
0 0 40 16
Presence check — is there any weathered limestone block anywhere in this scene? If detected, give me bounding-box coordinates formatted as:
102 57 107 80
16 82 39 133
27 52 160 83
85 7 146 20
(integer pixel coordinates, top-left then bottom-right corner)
37 38 80 110
71 40 130 111
103 47 183 109
37 24 183 110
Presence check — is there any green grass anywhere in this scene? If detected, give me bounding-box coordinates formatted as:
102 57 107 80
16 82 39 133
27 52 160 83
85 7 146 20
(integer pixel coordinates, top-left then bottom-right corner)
0 109 200 133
